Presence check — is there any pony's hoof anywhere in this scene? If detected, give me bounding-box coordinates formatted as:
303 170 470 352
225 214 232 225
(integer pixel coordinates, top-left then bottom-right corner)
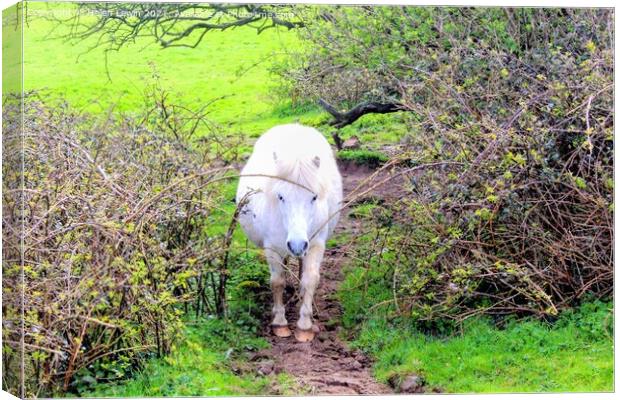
294 329 315 342
272 325 292 338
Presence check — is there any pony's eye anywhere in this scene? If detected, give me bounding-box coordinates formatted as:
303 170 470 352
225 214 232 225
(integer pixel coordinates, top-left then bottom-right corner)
277 194 284 202
311 195 318 202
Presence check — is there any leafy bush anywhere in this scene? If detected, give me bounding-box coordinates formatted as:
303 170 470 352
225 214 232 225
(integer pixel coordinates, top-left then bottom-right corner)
288 8 613 324
1 93 246 396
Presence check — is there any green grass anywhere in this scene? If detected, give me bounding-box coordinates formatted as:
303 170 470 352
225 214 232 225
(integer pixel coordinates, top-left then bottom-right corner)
14 2 316 136
349 300 614 393
335 112 411 146
336 184 614 394
348 202 380 219
204 179 245 240
2 4 22 95
337 149 389 168
325 231 352 250
78 318 272 397
8 3 413 143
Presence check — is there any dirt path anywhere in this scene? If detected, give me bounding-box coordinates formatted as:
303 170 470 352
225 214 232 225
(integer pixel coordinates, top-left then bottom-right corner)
248 161 400 395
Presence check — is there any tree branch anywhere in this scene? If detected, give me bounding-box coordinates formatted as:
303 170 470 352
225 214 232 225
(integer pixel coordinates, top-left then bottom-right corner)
49 3 305 50
318 98 406 129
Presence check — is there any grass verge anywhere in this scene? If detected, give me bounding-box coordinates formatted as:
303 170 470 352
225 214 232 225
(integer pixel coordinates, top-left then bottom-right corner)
337 149 389 168
343 286 613 393
78 318 271 397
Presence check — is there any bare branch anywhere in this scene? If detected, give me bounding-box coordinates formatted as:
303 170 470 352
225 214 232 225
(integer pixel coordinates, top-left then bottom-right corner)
318 98 407 129
48 3 306 50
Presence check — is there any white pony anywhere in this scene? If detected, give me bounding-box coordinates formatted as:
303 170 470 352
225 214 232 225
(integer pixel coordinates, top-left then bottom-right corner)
236 124 343 342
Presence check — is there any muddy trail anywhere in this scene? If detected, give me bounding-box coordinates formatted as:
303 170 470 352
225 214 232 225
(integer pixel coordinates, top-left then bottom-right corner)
247 161 404 395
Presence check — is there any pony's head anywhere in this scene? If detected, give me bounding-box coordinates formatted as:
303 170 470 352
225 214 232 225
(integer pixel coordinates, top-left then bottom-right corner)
267 152 328 257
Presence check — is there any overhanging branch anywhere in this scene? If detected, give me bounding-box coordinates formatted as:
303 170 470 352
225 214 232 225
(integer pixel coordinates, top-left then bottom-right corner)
51 3 305 51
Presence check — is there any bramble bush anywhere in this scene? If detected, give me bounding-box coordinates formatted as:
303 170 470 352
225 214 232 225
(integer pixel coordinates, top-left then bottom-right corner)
1 90 254 396
283 7 613 326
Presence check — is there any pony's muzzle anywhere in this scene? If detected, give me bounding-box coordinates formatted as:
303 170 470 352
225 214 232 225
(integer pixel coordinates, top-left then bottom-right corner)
287 239 308 257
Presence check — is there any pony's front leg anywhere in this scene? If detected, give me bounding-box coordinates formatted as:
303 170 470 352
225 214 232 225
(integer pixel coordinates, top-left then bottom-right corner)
266 248 291 337
295 242 324 342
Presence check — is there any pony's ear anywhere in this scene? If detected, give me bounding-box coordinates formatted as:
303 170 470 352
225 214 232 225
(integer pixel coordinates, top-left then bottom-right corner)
312 156 321 168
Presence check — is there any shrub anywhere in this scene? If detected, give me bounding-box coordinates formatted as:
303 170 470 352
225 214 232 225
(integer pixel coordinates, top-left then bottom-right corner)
1 93 244 396
288 8 613 325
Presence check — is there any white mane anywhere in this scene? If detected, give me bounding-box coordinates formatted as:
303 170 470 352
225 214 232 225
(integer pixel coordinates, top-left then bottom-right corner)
241 123 339 201
266 156 328 200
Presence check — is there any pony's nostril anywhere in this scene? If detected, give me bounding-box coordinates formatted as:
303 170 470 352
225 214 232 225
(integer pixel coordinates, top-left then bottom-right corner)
287 240 307 256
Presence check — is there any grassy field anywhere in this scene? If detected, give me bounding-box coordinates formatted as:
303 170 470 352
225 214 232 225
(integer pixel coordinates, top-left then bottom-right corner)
10 2 322 137
2 5 22 94
8 2 614 396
